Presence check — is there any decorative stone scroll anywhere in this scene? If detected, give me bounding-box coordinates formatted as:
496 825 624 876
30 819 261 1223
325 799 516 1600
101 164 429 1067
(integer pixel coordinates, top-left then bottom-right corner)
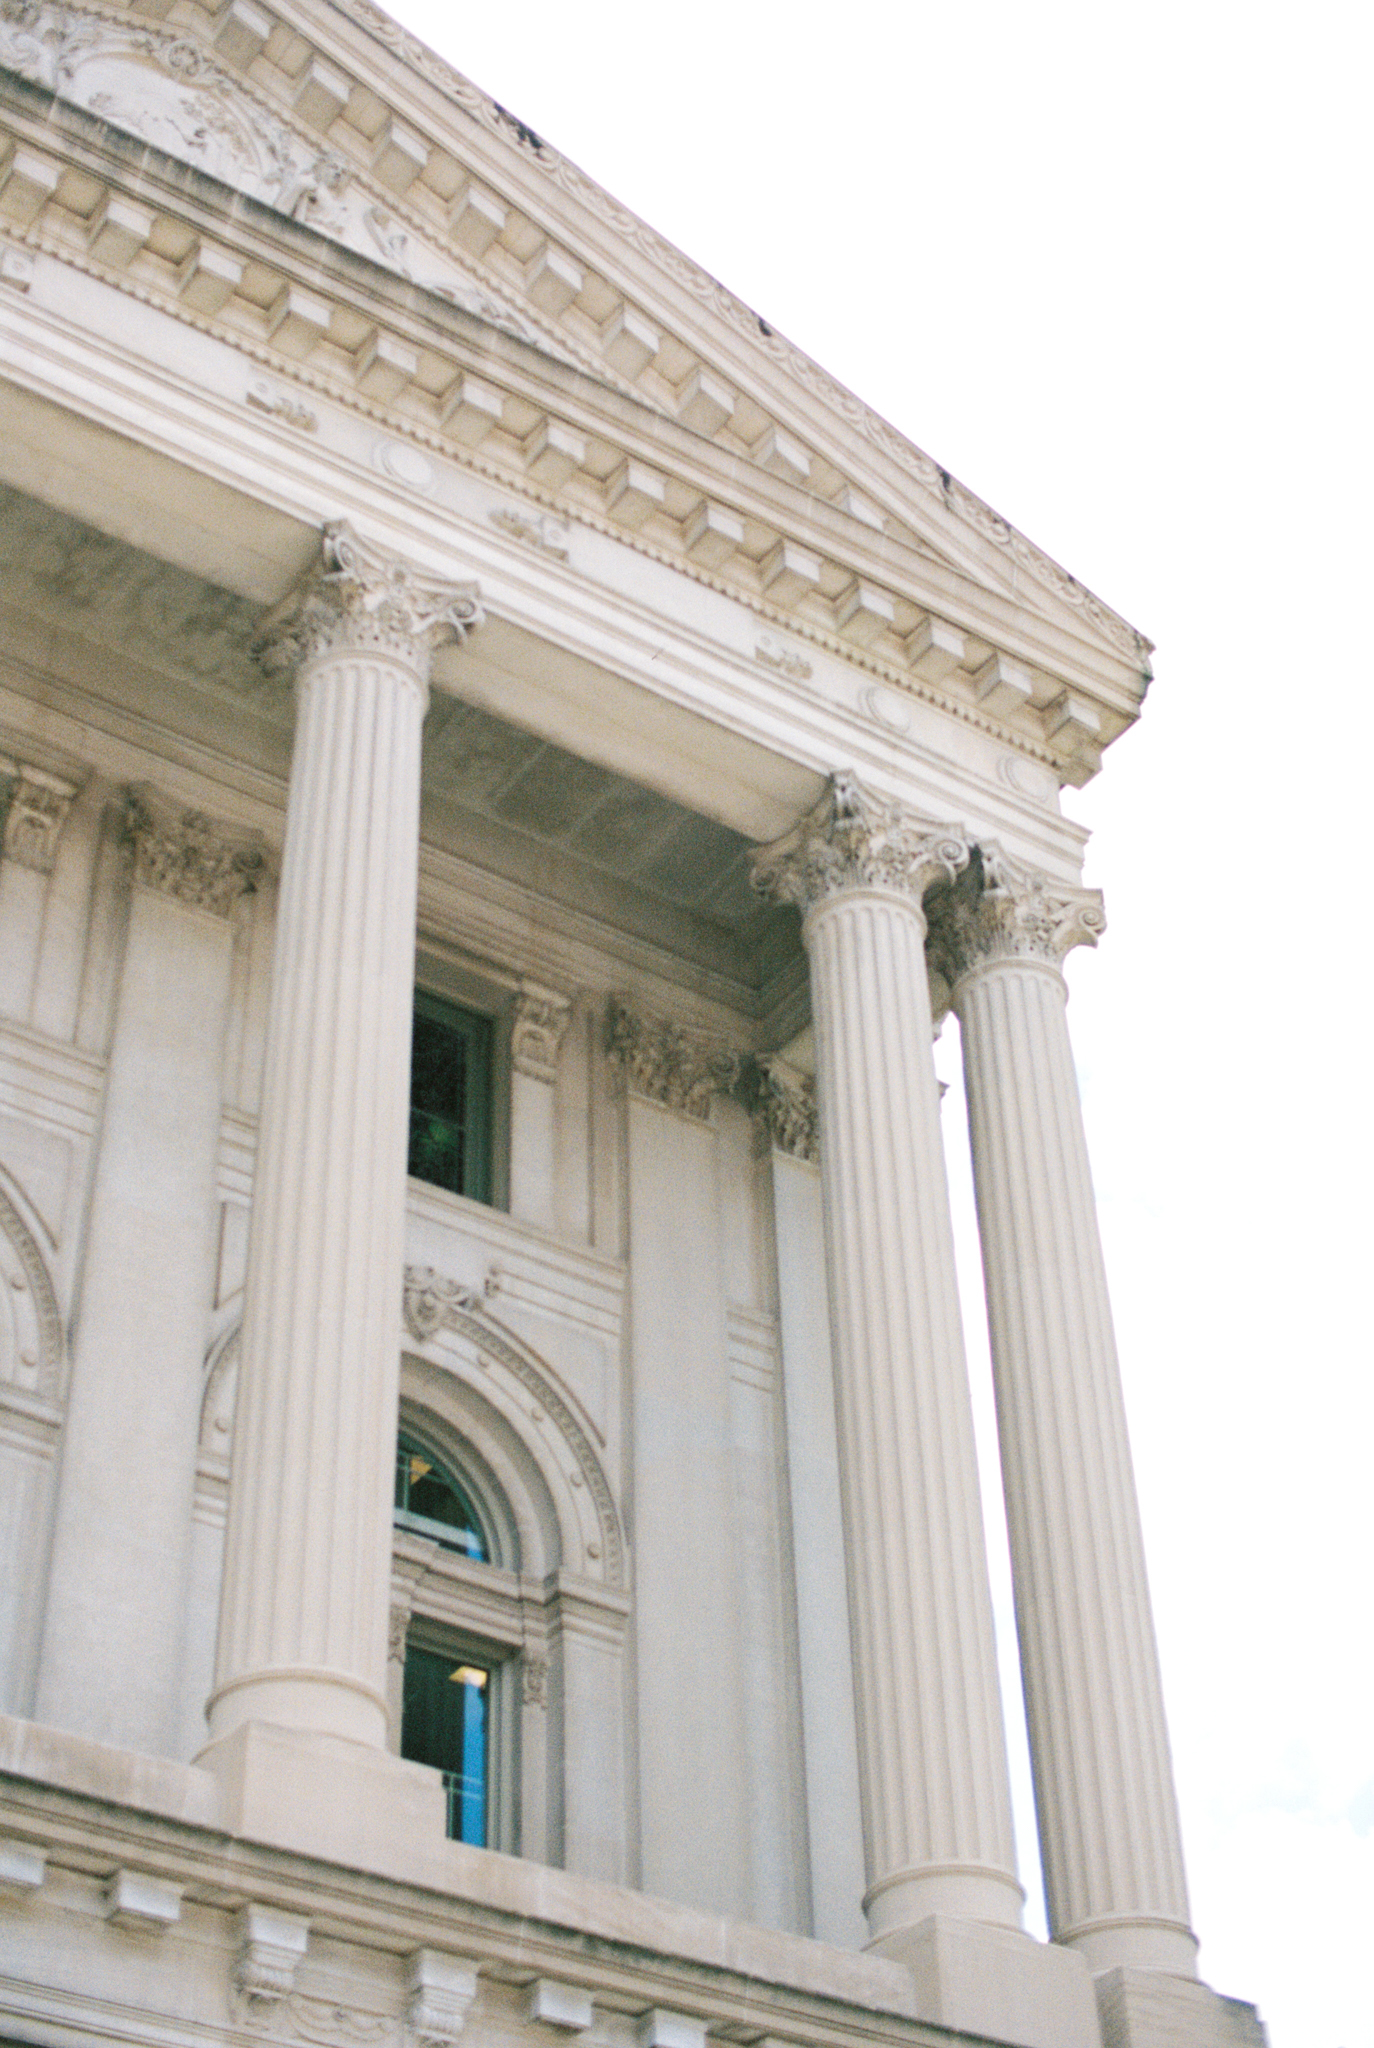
407 1952 478 2048
511 984 571 1083
233 1904 309 2010
0 758 77 874
254 523 483 681
924 843 1106 987
120 792 262 916
750 770 969 916
606 1000 738 1120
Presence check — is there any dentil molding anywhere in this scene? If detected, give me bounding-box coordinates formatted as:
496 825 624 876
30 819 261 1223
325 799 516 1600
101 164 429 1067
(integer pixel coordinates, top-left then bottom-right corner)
254 523 483 679
924 843 1106 986
751 770 969 916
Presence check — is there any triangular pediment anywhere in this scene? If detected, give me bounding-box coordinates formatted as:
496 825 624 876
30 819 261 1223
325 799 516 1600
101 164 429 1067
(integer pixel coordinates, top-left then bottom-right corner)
0 0 1150 778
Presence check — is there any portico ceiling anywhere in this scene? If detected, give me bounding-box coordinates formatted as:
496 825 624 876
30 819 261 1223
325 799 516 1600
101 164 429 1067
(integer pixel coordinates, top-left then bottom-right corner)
0 481 798 987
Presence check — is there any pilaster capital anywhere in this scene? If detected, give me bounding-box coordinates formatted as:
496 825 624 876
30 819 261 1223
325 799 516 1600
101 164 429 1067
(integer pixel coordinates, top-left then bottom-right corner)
745 1056 818 1164
254 521 483 681
607 1000 738 1121
750 770 970 918
925 844 1106 989
0 756 78 874
511 982 571 1083
120 790 263 916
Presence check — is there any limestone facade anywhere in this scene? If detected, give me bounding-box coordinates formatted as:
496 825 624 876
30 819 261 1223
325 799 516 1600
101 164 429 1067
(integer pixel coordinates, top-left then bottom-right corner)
0 5 1264 2048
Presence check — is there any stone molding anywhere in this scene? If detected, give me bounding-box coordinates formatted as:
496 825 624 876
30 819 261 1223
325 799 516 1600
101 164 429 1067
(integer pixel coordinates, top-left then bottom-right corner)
120 791 262 917
0 1173 65 1406
255 523 482 681
234 1903 310 2009
511 984 571 1083
744 1057 818 1164
406 1951 478 2048
925 843 1106 988
751 772 969 918
607 1000 738 1121
0 757 78 874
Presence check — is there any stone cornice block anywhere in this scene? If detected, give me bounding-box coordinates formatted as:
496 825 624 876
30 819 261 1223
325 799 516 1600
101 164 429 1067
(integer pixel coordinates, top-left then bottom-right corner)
103 1868 182 1930
0 1838 45 1893
234 1901 310 2003
525 1980 594 2031
636 2013 706 2048
407 1949 479 2048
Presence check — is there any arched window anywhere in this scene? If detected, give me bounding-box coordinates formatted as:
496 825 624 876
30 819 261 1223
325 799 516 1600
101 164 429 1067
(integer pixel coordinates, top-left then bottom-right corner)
394 1434 488 1559
392 1427 509 1849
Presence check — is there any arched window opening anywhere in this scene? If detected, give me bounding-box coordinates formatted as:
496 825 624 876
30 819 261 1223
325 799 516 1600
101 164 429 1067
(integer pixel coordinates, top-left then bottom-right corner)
394 1433 488 1559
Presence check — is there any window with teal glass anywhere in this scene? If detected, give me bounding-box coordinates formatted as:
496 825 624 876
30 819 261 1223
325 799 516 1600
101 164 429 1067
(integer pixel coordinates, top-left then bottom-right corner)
408 993 492 1201
394 1435 488 1559
400 1643 490 1846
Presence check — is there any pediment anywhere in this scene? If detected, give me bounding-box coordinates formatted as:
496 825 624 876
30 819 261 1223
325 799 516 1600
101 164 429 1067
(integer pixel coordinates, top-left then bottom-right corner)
0 0 1149 776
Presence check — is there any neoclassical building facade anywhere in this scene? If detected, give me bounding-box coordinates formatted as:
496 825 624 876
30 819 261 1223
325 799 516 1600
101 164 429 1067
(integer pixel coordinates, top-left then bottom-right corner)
0 5 1263 2047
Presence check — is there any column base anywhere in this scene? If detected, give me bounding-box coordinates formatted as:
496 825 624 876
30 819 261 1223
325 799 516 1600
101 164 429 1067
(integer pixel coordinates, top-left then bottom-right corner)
198 1720 447 1876
1095 1968 1268 2048
877 1916 1099 2048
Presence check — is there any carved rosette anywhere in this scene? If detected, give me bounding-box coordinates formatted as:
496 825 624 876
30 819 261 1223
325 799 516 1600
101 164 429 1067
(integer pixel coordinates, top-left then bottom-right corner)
751 770 969 919
925 844 1106 989
747 1057 818 1164
120 792 262 916
0 758 77 874
254 522 483 682
607 1001 738 1121
511 985 571 1083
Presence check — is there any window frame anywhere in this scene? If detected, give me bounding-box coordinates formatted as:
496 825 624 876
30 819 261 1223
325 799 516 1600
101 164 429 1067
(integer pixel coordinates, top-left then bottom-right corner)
408 990 495 1206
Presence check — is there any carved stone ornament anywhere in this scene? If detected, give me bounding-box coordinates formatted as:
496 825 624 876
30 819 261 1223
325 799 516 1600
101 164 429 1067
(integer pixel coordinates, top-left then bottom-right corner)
607 1001 739 1121
745 1057 818 1164
522 1653 550 1709
402 1267 481 1344
924 843 1107 988
254 523 483 681
0 757 77 874
121 791 263 916
407 1952 478 2048
511 985 571 1083
750 770 970 917
233 1903 309 2010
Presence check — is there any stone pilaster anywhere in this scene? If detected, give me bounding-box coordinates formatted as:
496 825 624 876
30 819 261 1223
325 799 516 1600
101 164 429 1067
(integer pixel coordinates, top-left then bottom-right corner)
36 792 258 1753
207 523 481 1752
928 845 1198 1980
509 981 571 1232
752 774 1024 1947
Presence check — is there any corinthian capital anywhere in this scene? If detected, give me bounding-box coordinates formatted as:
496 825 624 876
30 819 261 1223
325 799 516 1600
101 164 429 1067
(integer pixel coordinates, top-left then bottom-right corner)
121 791 263 917
750 771 970 916
925 844 1106 987
254 521 483 680
607 1000 738 1121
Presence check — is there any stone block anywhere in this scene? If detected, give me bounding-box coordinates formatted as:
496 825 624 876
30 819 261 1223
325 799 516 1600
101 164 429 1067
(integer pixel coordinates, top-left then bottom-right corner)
900 1916 1100 2048
1096 1968 1269 2048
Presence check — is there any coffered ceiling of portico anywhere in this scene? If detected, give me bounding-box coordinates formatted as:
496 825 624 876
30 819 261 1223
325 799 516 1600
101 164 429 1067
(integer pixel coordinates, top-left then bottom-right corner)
0 0 1151 788
0 483 798 994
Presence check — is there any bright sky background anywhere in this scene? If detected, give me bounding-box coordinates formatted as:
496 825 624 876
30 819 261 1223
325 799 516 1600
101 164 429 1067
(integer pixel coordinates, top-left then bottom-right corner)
385 5 1373 2041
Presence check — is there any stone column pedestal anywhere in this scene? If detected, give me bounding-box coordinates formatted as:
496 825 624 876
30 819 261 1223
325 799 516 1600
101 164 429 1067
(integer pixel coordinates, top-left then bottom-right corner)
204 526 480 1788
754 778 1097 2048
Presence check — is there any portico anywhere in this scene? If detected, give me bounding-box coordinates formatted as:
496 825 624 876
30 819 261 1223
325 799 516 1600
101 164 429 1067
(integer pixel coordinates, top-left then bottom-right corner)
0 4 1266 2045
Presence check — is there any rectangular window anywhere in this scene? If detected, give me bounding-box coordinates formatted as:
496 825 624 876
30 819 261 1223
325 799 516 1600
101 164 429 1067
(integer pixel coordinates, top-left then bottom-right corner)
401 1643 490 1846
408 993 492 1202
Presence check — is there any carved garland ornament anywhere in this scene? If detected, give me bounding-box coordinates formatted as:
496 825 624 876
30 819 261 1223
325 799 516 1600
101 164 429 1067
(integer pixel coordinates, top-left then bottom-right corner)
255 523 483 679
402 1266 624 1586
924 844 1106 987
750 770 969 916
121 792 262 917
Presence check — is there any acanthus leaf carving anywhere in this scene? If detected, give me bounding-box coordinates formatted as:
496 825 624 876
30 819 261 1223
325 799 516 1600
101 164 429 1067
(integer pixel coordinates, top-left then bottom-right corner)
606 1001 739 1121
120 790 263 916
744 1056 818 1165
751 770 970 917
255 523 482 680
923 843 1107 988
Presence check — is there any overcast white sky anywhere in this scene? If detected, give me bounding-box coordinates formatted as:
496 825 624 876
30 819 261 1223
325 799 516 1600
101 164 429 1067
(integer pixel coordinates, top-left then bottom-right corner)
384 5 1373 2041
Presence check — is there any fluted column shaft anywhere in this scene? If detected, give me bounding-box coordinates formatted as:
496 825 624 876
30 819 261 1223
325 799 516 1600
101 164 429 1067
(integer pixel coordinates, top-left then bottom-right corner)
754 778 1023 1955
208 526 480 1751
935 851 1198 1978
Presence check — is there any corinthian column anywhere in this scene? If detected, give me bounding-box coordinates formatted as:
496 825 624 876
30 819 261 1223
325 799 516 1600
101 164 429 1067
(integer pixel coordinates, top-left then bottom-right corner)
207 523 481 1752
752 774 1024 1953
927 848 1198 1979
